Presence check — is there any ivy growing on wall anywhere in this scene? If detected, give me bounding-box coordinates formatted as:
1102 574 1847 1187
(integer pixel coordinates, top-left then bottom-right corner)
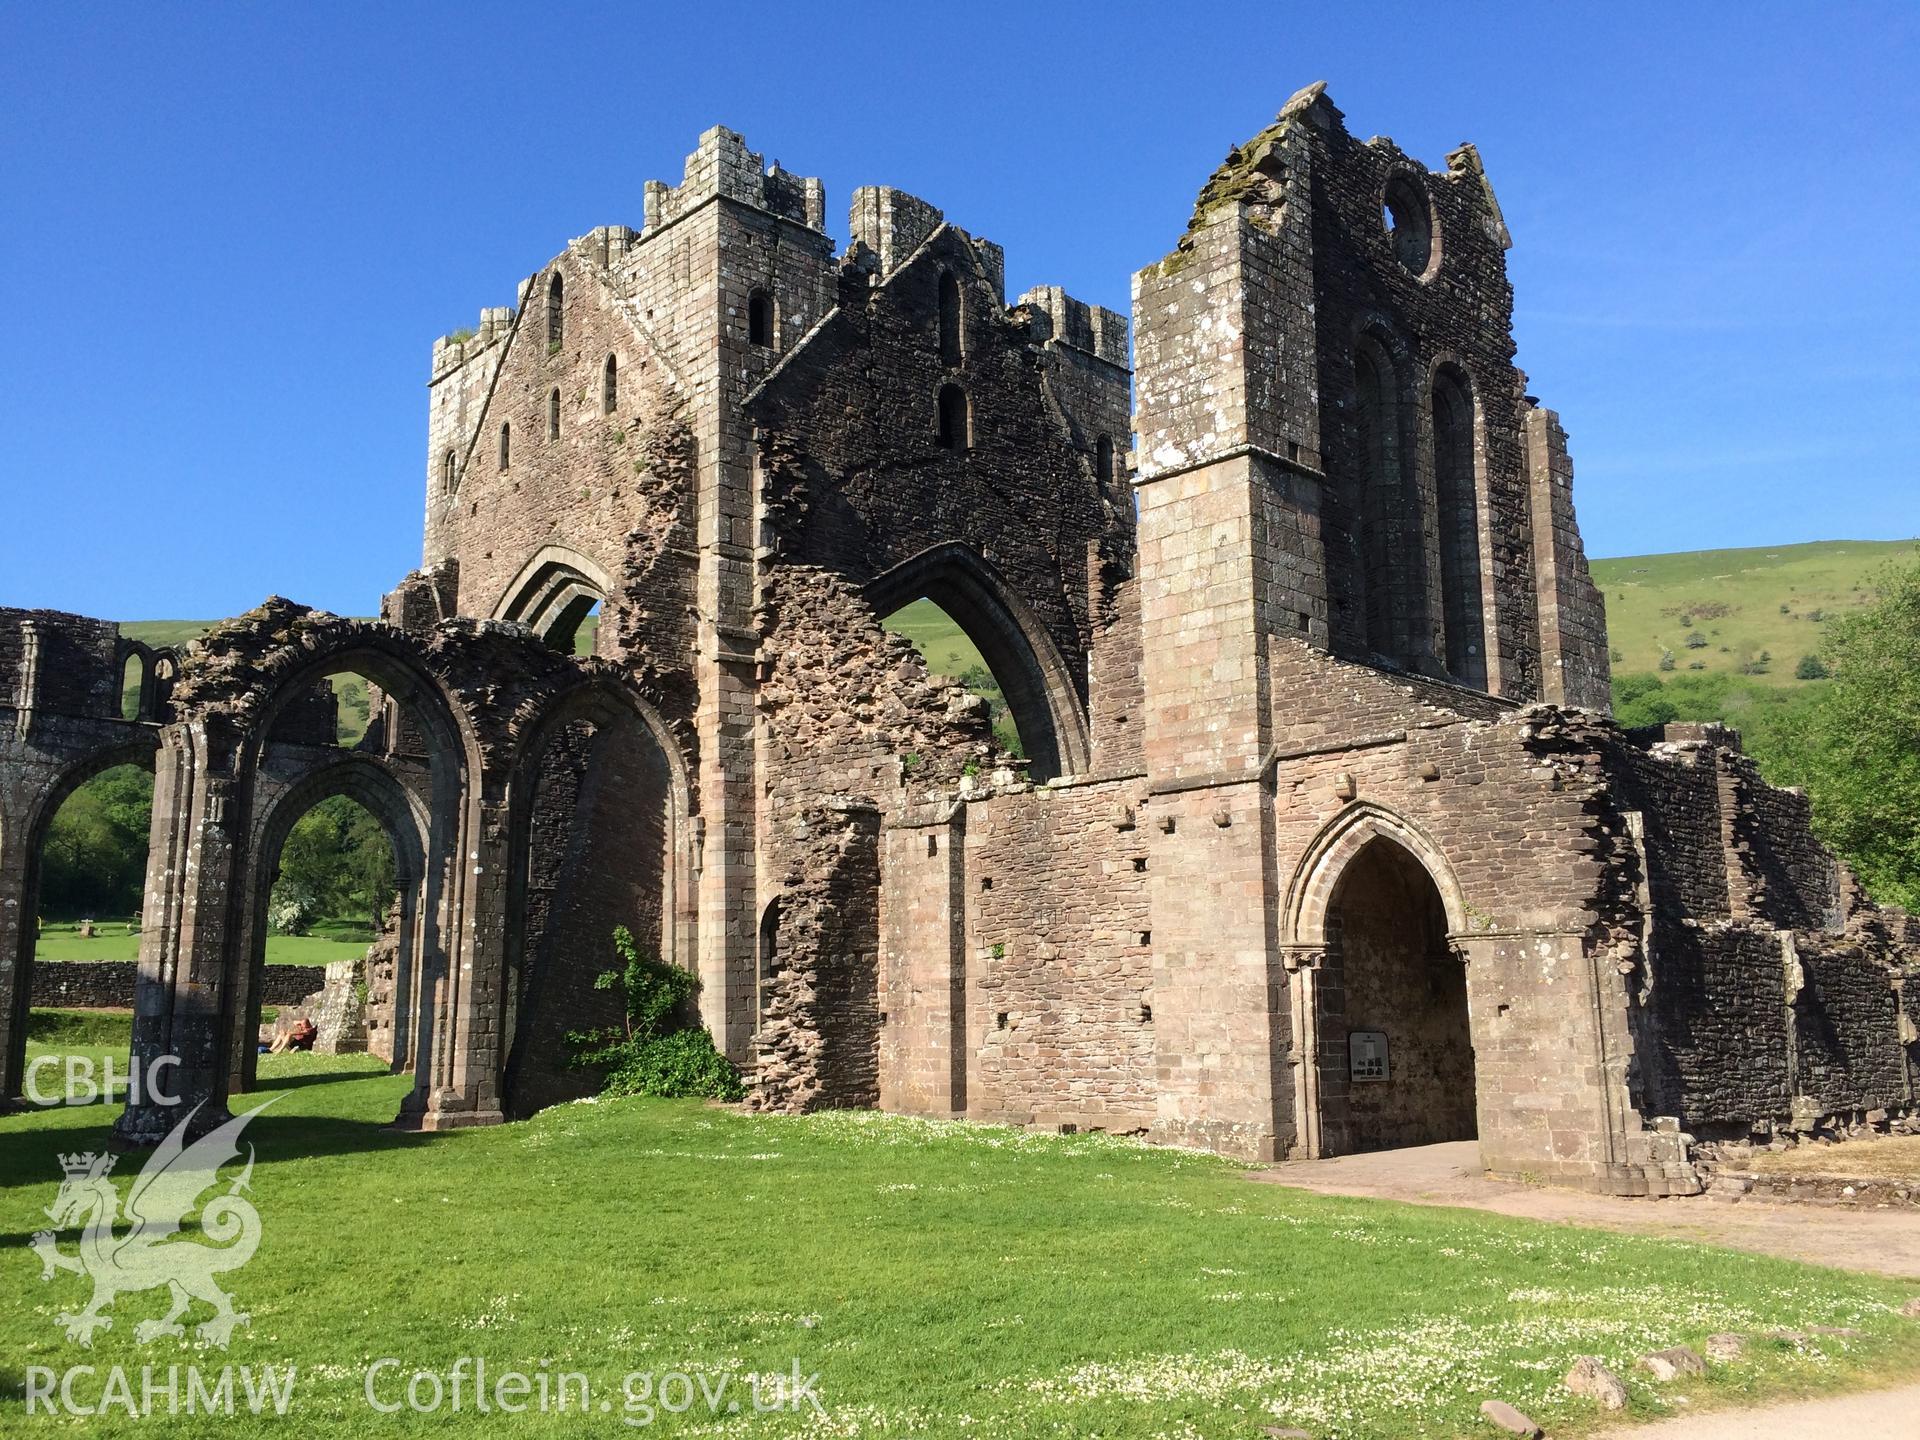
568 926 743 1101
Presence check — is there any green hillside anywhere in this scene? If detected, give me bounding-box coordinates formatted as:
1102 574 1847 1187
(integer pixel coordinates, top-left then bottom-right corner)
1591 539 1916 684
881 599 1017 752
118 619 217 651
882 598 992 677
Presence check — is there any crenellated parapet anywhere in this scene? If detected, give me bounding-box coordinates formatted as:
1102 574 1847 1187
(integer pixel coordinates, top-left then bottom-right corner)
644 125 826 235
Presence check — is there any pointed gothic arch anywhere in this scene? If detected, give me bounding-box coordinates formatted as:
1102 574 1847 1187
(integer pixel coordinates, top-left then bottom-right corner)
2 736 158 1100
232 751 434 1094
499 673 695 1113
1282 803 1477 1159
865 542 1091 782
491 544 615 654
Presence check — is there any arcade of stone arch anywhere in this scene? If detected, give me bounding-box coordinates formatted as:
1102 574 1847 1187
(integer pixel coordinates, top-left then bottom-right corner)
4 83 1917 1193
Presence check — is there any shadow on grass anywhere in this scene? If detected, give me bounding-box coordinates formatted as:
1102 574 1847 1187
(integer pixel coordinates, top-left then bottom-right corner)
246 1065 392 1093
0 1072 459 1193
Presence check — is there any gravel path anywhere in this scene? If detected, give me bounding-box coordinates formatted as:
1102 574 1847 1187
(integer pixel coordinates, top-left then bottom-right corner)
1250 1140 1920 1279
1591 1378 1920 1436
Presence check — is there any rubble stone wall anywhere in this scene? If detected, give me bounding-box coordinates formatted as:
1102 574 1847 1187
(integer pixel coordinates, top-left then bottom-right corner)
1637 925 1793 1128
32 960 324 1011
1793 937 1907 1115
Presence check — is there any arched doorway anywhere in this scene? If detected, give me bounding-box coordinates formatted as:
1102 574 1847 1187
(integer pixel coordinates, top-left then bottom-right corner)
1285 808 1478 1159
6 743 156 1100
234 754 429 1096
1315 836 1475 1155
501 679 689 1117
221 641 473 1121
866 543 1091 783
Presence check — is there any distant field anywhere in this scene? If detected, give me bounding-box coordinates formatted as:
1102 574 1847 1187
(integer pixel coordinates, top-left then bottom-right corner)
118 619 216 651
35 918 371 967
1590 538 1916 684
880 598 1024 751
881 597 993 677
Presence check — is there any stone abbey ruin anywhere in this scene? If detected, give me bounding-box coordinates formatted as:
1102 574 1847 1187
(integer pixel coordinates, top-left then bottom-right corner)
5 84 1917 1193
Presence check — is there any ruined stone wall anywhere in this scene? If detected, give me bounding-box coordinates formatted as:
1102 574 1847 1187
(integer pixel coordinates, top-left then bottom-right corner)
1133 84 1609 715
1525 407 1612 709
1724 753 1838 930
1793 937 1907 1115
737 194 1131 1109
1637 925 1793 1128
749 221 1127 704
751 566 1001 1107
962 777 1155 1130
1610 738 1731 920
1263 646 1647 1182
1599 724 1909 1137
1086 559 1145 777
751 803 882 1112
1 610 121 717
32 960 324 1011
1293 96 1548 694
423 239 695 657
506 716 671 1116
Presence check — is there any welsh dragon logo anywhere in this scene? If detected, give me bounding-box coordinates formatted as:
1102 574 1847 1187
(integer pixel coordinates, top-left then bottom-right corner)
32 1101 274 1348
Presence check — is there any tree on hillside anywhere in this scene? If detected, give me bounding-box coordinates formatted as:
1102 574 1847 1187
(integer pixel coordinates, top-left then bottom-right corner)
39 765 153 918
1776 559 1920 910
271 796 396 931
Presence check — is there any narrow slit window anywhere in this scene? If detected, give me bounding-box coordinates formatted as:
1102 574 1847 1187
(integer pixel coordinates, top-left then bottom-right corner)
938 270 962 365
442 449 457 494
498 422 511 471
748 288 774 347
546 271 564 350
547 387 561 441
936 383 969 451
602 354 618 414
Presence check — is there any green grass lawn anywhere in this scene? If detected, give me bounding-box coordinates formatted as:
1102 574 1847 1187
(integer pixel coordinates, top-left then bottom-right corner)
1591 538 1916 684
34 919 370 967
5 1018 1919 1437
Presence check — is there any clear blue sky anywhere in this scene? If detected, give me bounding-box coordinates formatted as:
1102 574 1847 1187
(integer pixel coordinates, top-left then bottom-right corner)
2 2 1914 620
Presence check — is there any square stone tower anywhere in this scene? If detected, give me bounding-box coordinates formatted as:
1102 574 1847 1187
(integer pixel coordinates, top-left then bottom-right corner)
1129 82 1612 1160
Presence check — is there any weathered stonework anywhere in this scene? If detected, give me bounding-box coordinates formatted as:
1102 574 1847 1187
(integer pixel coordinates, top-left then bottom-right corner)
1 93 1914 1192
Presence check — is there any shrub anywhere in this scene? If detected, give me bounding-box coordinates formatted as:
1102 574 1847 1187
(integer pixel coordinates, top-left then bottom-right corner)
1795 654 1829 680
1684 631 1708 649
270 889 318 937
568 926 743 1101
1657 650 1676 672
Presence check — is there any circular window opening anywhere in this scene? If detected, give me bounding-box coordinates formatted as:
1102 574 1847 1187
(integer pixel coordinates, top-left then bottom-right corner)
1382 176 1434 277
